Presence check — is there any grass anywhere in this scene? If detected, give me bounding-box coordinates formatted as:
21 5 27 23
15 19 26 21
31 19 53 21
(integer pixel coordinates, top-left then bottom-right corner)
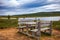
0 17 60 30
0 19 18 29
53 21 60 30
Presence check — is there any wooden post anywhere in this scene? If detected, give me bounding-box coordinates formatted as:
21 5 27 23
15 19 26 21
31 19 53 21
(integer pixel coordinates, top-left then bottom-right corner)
32 31 35 37
49 21 52 36
26 24 29 34
37 20 41 40
18 24 21 32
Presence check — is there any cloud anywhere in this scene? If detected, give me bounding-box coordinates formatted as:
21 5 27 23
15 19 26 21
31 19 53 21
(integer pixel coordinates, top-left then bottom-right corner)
0 0 37 7
47 0 60 2
20 4 60 13
1 4 60 16
0 0 60 15
41 4 60 10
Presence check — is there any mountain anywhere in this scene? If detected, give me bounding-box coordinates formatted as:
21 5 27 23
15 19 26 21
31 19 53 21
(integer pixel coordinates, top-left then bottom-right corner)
0 12 60 18
14 12 60 17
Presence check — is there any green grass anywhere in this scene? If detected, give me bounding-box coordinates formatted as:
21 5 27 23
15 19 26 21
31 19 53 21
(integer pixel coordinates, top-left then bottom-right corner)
53 21 60 30
0 19 18 29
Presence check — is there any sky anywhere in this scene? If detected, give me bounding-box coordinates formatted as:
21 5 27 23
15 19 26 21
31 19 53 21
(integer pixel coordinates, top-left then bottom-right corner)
0 0 60 16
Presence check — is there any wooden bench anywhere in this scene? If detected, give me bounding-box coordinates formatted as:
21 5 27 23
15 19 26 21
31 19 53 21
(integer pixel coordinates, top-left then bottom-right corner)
18 18 52 40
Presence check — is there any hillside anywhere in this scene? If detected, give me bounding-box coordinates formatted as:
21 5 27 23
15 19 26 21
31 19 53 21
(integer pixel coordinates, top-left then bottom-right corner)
14 12 60 17
0 12 60 18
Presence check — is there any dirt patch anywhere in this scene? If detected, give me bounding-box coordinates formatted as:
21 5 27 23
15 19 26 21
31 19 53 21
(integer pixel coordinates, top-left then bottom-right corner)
52 30 60 40
0 28 34 40
0 28 60 40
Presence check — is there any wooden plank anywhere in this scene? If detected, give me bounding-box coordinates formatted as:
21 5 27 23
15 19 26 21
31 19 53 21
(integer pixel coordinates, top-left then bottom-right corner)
19 22 36 24
40 21 51 23
30 27 50 32
41 27 50 31
18 26 26 28
19 19 37 22
30 29 38 32
40 24 50 27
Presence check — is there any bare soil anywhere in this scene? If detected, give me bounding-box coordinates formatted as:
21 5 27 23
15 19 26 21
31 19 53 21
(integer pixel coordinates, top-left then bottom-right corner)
0 28 60 40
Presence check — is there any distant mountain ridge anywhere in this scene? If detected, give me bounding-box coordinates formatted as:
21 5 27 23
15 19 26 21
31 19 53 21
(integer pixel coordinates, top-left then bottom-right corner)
14 12 60 17
0 12 60 17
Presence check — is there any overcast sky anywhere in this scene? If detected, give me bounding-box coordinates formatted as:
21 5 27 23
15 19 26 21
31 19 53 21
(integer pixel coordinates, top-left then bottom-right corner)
0 0 60 16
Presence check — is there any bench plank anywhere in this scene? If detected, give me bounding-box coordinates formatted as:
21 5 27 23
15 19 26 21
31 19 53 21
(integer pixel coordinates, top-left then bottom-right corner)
30 27 50 32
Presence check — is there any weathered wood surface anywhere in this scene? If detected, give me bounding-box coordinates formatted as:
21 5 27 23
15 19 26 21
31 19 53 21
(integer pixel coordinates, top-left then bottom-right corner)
30 28 50 32
18 18 52 40
19 22 37 24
